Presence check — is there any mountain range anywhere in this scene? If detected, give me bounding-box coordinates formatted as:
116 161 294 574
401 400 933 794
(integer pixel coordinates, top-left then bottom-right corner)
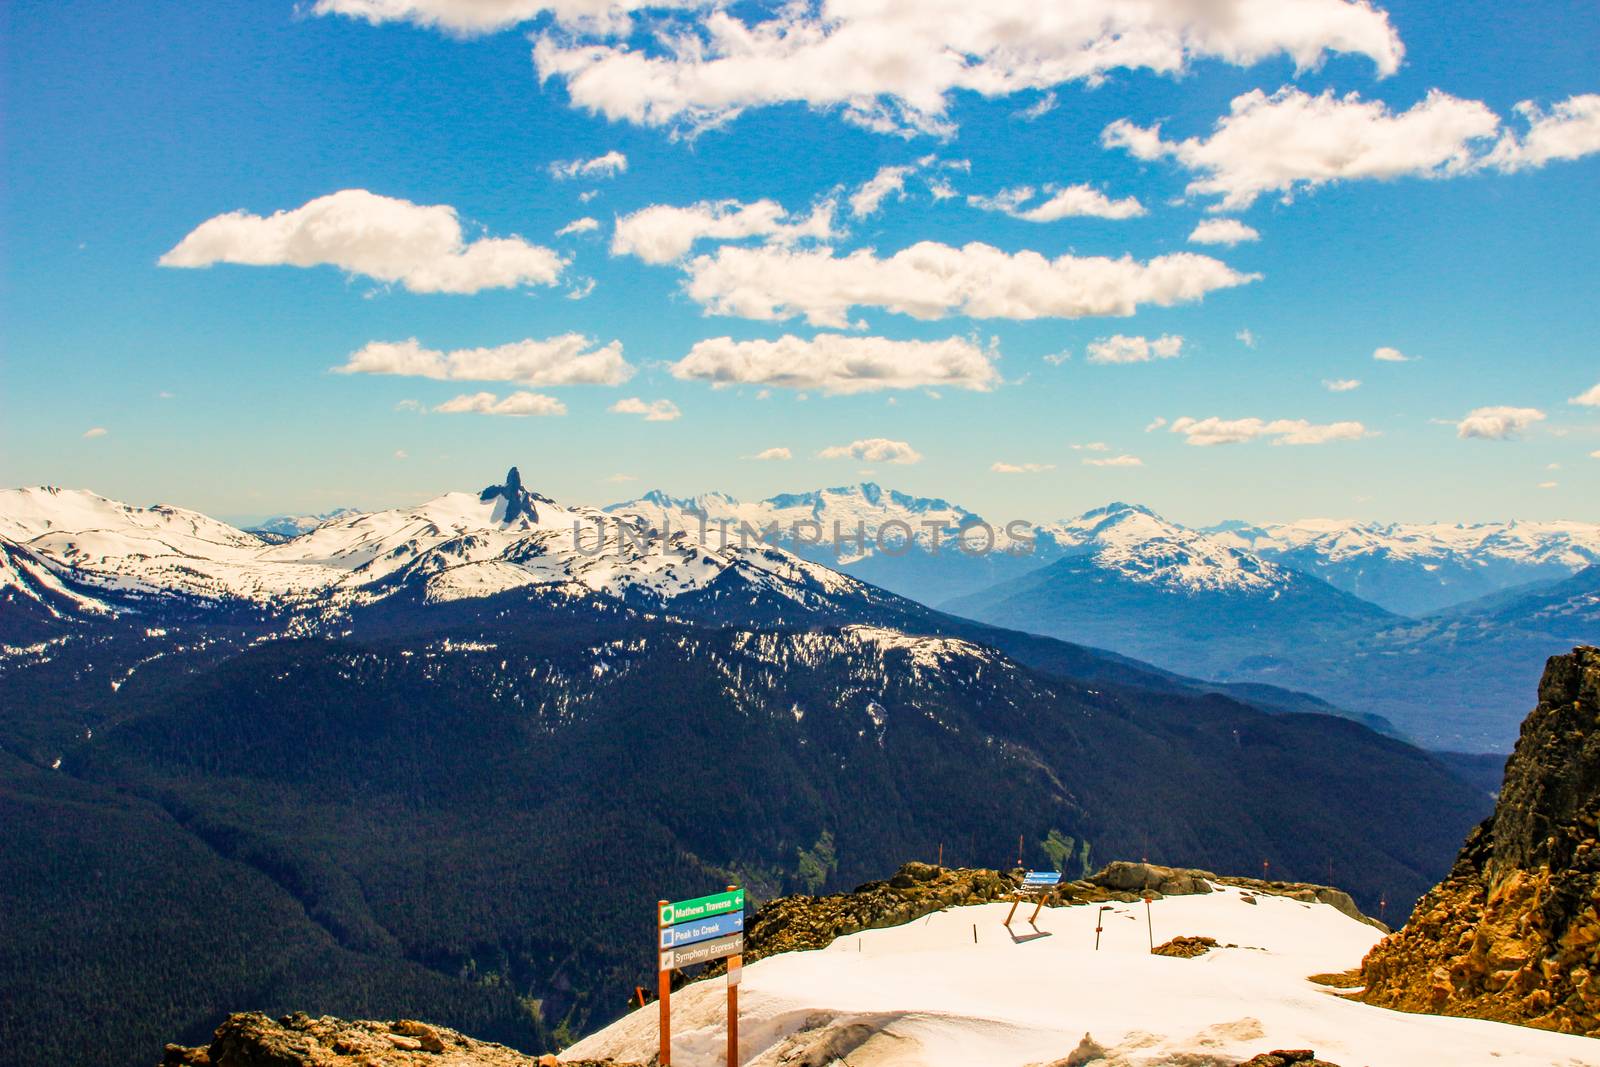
0 467 1497 1067
611 486 1598 750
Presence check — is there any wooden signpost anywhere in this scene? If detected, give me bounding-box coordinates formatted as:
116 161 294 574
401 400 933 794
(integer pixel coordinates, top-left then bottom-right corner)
657 885 745 1067
1005 870 1062 927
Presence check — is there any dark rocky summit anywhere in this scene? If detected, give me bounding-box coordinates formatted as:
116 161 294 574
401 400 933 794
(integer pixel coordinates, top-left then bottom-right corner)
1360 646 1600 1035
159 1012 641 1067
479 467 552 525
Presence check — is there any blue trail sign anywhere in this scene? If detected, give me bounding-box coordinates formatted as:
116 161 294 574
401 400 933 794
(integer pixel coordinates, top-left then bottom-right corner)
660 910 744 949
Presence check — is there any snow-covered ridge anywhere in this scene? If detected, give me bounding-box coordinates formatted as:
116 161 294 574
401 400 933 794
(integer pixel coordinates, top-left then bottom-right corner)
1210 517 1600 569
1037 501 1293 593
565 882 1593 1067
0 470 873 618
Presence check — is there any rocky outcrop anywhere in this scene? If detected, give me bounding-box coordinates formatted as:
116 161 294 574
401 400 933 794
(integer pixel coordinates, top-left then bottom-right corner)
158 1012 640 1067
727 859 1380 969
1360 646 1600 1036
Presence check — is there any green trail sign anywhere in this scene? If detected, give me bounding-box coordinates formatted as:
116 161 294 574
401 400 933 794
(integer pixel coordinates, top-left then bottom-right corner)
660 888 744 927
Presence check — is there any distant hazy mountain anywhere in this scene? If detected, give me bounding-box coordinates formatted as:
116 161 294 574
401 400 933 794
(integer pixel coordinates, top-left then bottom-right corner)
1208 518 1600 615
944 502 1398 683
247 507 359 539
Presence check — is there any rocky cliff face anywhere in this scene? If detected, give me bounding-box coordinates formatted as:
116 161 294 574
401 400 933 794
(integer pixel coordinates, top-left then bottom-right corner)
1360 645 1600 1035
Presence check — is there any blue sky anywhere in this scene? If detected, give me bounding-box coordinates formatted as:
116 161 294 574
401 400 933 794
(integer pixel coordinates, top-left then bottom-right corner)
2 0 1596 526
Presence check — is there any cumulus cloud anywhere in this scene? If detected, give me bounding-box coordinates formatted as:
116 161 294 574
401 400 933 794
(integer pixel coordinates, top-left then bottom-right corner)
312 0 658 34
669 333 999 394
1086 334 1184 364
1323 378 1362 392
1373 346 1410 362
992 461 1054 473
1106 88 1600 210
750 446 792 461
1484 95 1600 171
1189 218 1260 246
82 427 108 439
435 391 567 416
334 335 633 386
557 216 601 236
1144 417 1168 432
612 199 834 264
1169 416 1371 446
1016 92 1058 122
1455 406 1546 440
1236 328 1257 348
1083 454 1143 467
160 189 564 294
682 242 1257 328
819 438 922 464
531 0 1401 137
967 183 1145 221
850 165 916 218
610 397 682 421
549 150 628 180
1570 382 1600 406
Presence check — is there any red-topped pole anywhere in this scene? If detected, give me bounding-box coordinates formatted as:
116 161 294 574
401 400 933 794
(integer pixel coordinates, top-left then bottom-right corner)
657 898 671 1066
726 884 740 1067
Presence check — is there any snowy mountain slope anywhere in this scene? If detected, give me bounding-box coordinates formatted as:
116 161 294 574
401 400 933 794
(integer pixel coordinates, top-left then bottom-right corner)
0 470 886 623
566 884 1593 1067
0 536 118 643
1211 518 1600 615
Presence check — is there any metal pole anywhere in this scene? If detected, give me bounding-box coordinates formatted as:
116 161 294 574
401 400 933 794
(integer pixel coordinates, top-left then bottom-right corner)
1144 895 1153 953
657 899 671 1067
726 885 739 1067
1095 905 1111 950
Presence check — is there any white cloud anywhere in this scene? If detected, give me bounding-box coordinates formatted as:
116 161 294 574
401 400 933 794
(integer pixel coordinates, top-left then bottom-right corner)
1106 89 1600 211
1189 218 1260 246
82 427 108 439
612 199 835 264
1015 92 1058 122
435 391 567 416
549 150 628 180
1043 350 1071 366
1455 406 1546 440
1485 95 1600 171
1086 334 1183 365
566 277 597 299
334 335 633 385
670 334 999 394
1105 88 1499 210
1569 382 1600 406
1083 454 1143 467
160 189 564 294
312 0 656 34
1236 328 1257 348
395 449 409 460
992 461 1054 474
750 446 792 461
819 438 922 464
1539 481 1559 490
1591 450 1600 460
1144 417 1168 432
1322 378 1362 392
610 397 682 421
967 183 1145 222
1373 346 1410 362
928 178 959 201
531 1 1401 137
682 242 1258 328
557 216 601 236
606 473 637 483
1169 416 1371 446
850 165 916 218
1071 442 1110 452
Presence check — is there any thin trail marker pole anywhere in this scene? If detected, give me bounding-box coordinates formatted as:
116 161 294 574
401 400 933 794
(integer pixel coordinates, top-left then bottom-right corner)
1016 834 1023 868
1144 895 1154 953
657 899 671 1067
726 885 740 1067
1095 905 1111 950
938 841 943 868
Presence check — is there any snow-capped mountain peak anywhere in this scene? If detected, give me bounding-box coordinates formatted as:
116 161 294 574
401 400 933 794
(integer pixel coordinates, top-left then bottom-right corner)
1040 502 1290 594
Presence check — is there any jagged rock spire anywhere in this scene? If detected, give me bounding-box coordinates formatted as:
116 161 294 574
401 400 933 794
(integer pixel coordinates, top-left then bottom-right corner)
479 466 552 525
